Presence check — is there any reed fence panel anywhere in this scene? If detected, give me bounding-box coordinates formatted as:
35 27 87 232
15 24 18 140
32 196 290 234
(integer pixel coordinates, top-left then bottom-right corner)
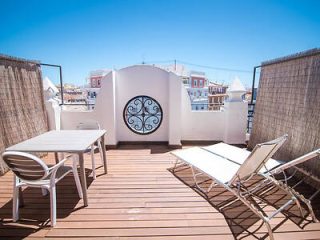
0 55 48 175
249 49 320 178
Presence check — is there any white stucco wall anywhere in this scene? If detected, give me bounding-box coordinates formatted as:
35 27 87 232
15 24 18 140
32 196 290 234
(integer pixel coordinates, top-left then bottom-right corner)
181 86 225 140
50 64 247 146
180 87 247 143
45 99 61 130
223 101 248 144
94 70 117 145
61 111 98 130
181 111 226 140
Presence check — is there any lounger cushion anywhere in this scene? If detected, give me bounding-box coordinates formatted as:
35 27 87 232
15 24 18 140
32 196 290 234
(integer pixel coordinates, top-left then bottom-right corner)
203 143 282 172
172 147 241 184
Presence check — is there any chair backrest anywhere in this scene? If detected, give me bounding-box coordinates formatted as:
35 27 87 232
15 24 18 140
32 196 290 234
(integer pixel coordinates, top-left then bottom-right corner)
76 121 101 130
2 151 49 181
230 134 288 184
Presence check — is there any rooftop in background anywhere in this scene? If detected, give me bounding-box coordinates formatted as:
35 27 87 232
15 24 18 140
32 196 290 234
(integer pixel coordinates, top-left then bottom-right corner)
89 69 111 78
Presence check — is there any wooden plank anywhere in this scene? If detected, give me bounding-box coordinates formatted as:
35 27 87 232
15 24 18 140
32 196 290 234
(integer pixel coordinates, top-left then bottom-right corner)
46 226 234 237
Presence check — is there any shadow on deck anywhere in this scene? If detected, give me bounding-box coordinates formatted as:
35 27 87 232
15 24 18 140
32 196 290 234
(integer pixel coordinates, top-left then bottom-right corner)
169 163 319 239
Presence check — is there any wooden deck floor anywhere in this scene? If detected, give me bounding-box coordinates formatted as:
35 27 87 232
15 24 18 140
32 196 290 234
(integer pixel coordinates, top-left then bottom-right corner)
1 144 320 239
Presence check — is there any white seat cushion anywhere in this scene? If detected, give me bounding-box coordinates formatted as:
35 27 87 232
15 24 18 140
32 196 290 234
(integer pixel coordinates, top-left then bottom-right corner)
172 147 240 184
203 143 283 172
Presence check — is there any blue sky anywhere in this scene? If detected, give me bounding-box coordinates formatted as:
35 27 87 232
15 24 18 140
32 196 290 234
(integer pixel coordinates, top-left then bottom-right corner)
1 0 319 87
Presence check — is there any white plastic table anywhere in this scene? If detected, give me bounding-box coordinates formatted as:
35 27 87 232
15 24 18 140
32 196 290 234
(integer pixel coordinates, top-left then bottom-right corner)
6 130 107 206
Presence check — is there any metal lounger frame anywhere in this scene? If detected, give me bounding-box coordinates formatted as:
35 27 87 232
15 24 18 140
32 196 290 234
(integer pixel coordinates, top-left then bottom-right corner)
171 134 297 240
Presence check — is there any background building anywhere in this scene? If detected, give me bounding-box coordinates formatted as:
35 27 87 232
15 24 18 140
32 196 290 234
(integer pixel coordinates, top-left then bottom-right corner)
208 82 228 111
85 69 111 109
185 71 209 110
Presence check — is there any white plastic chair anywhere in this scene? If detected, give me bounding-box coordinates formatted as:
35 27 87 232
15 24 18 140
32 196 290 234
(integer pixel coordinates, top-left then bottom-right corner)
76 121 103 179
2 151 83 227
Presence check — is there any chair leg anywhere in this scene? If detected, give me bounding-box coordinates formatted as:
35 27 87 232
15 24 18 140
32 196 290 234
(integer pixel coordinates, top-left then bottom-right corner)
41 187 48 196
12 180 20 222
172 159 179 173
227 186 275 240
98 140 104 166
265 220 275 240
294 197 304 220
307 201 319 222
91 144 96 179
72 160 83 199
49 186 57 227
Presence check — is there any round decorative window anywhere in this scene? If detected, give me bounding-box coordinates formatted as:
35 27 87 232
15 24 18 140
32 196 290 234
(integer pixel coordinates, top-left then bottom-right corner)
123 95 163 135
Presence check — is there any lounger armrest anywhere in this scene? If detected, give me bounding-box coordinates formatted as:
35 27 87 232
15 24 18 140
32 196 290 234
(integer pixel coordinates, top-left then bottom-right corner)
270 149 320 174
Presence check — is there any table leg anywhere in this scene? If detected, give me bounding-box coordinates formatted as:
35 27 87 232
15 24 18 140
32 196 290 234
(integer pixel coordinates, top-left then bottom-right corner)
78 153 88 206
101 135 108 174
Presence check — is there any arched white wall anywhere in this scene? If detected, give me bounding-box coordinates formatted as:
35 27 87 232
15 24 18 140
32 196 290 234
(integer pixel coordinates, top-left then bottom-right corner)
115 65 170 142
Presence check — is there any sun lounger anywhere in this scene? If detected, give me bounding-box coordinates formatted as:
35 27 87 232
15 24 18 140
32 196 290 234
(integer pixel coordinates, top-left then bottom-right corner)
171 135 289 240
202 144 320 222
171 135 320 239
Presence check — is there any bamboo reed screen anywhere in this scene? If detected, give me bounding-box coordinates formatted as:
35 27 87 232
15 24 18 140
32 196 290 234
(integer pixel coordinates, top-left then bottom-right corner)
0 55 48 175
249 49 320 177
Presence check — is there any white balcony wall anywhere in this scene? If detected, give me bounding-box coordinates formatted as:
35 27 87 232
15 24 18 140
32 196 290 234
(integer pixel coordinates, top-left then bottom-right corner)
61 111 98 130
181 80 226 140
180 86 247 144
45 99 61 130
94 70 117 145
48 65 247 147
168 72 182 146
